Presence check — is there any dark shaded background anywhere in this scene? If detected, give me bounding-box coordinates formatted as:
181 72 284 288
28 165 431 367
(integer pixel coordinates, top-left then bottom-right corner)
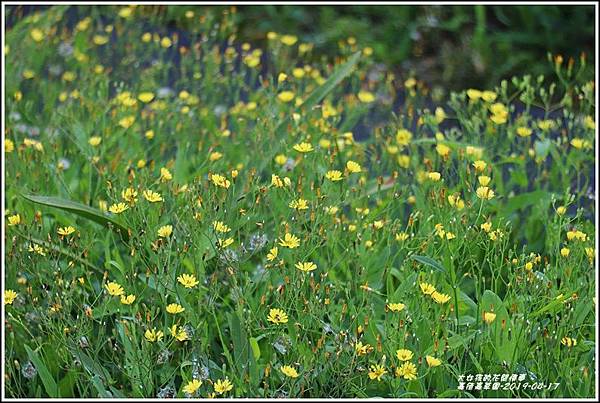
6 4 595 91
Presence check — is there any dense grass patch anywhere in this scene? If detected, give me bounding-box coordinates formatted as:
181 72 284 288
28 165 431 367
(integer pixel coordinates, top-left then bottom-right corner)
3 5 596 398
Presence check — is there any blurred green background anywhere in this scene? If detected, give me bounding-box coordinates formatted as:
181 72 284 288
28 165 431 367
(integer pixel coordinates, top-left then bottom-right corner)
6 4 595 91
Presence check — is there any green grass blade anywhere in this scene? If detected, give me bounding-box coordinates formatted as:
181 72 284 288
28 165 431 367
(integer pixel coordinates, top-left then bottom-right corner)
24 345 59 398
21 194 130 241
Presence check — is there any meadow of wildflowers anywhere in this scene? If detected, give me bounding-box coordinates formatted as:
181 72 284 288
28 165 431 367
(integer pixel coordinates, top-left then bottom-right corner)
3 5 597 399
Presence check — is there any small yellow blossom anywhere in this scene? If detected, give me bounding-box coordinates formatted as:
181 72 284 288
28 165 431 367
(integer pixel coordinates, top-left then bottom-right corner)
293 142 314 153
325 170 343 181
267 308 289 324
295 261 317 272
266 247 278 261
166 303 185 314
280 365 299 378
57 226 76 237
279 233 300 248
157 225 173 238
4 290 18 305
183 379 202 395
109 202 129 214
105 281 124 296
426 355 442 367
144 328 164 343
368 364 387 381
277 91 295 103
7 214 21 226
143 190 163 203
178 273 199 288
396 349 413 361
120 294 136 305
213 378 233 395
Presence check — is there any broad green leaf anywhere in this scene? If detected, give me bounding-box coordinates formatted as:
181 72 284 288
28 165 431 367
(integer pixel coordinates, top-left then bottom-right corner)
22 194 130 241
24 345 59 397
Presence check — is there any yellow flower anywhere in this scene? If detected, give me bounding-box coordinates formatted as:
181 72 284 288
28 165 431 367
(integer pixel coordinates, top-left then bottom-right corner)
209 151 223 161
525 262 533 271
516 126 532 137
157 225 173 238
144 328 164 342
436 144 451 157
476 186 495 200
396 361 417 380
218 237 234 248
138 92 155 103
143 190 163 203
29 244 47 256
4 290 18 305
483 311 497 324
395 232 409 241
30 28 44 42
7 214 21 226
211 173 231 189
465 146 484 159
570 138 591 149
160 37 172 48
280 35 298 46
355 341 374 356
357 90 375 103
466 89 482 101
420 282 436 295
263 247 279 263
295 261 317 272
346 160 362 173
121 188 138 204
293 142 314 153
481 90 497 102
584 115 595 130
178 273 199 288
432 291 451 304
396 349 413 361
561 336 577 347
118 7 133 18
118 116 136 129
280 365 299 378
109 202 129 214
57 226 76 236
481 222 492 232
213 221 231 233
425 355 442 367
166 303 185 314
213 378 233 395
120 294 136 305
396 129 412 146
88 136 102 146
560 247 570 257
105 281 124 296
490 112 508 125
447 194 465 210
277 91 295 103
368 364 388 381
267 308 289 324
160 167 172 182
472 160 487 173
427 172 441 182
556 206 566 216
474 174 491 187
279 233 300 249
325 170 343 181
289 198 309 210
5 139 15 153
435 107 446 123
171 324 190 342
183 379 202 395
93 35 109 45
537 120 555 131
